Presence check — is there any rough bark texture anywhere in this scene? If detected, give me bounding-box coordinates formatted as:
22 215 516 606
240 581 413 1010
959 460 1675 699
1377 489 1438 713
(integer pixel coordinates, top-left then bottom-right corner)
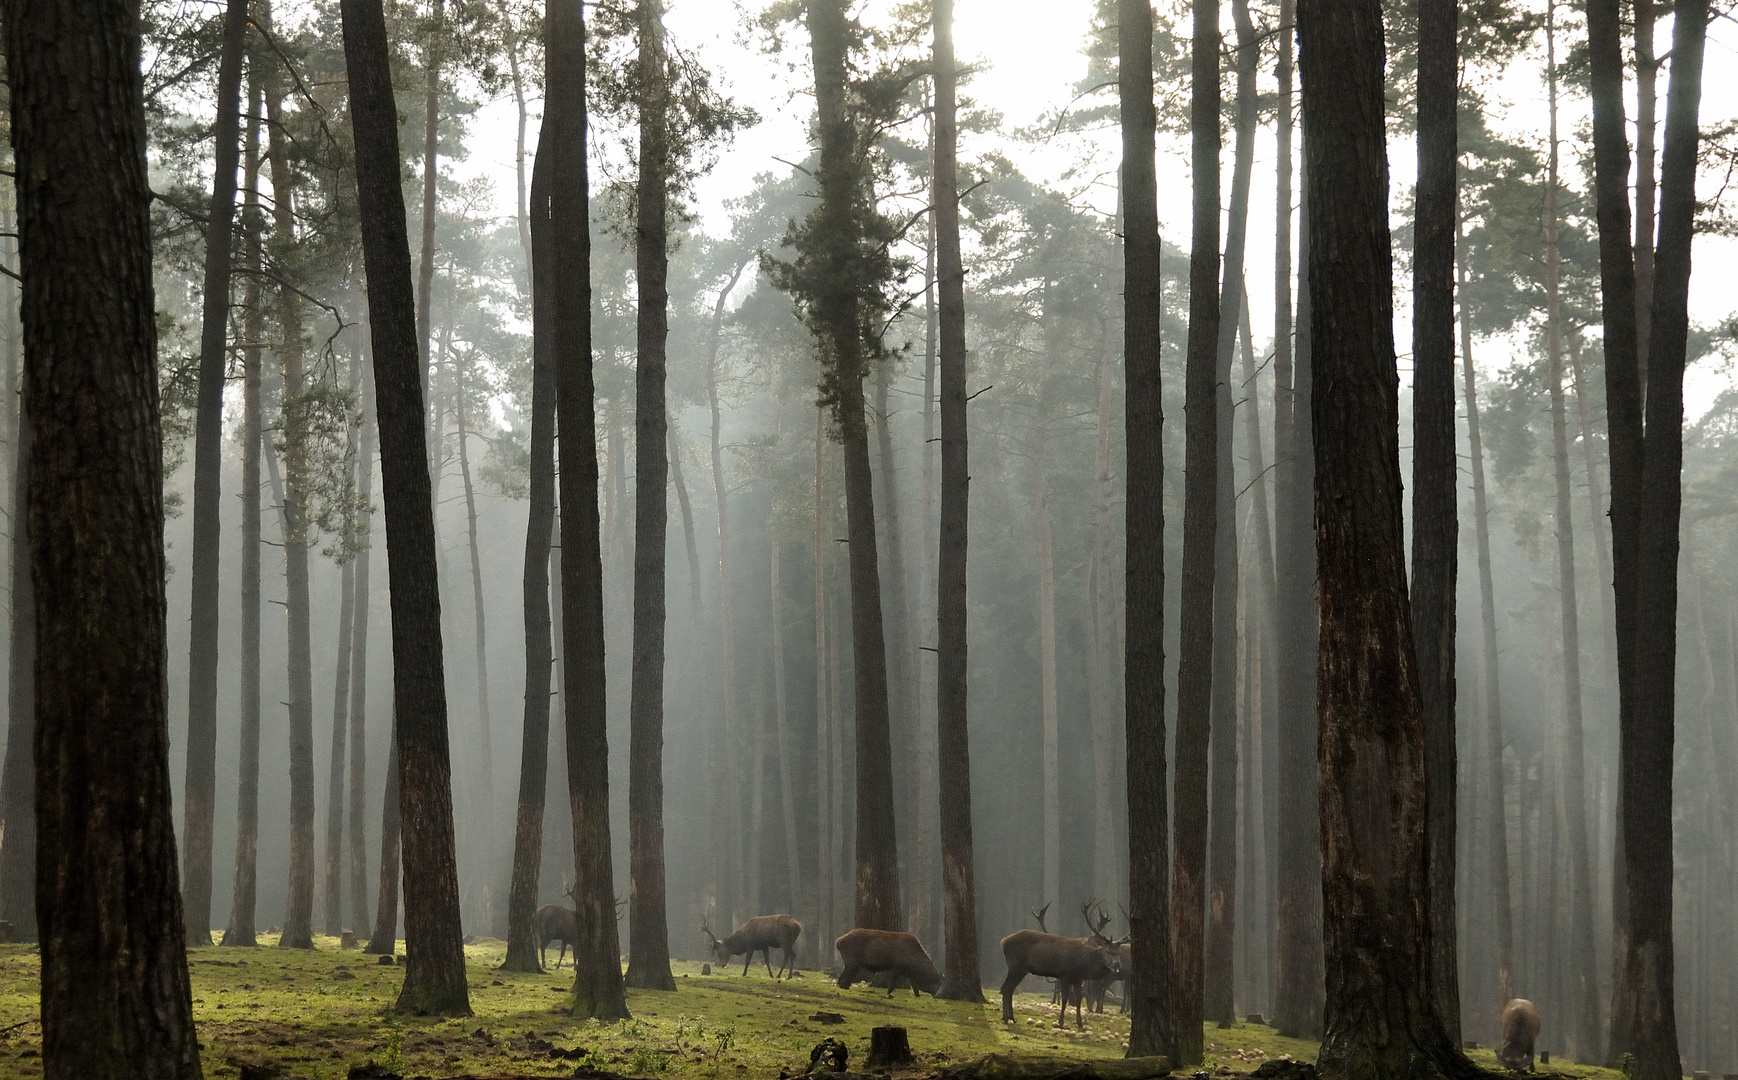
503 120 557 976
182 0 249 946
1272 0 1324 1040
349 359 376 939
625 0 676 994
1409 0 1459 1043
0 354 31 941
1119 0 1175 1058
1297 0 1474 1073
547 0 630 1021
223 86 266 949
1170 0 1223 1057
6 0 205 1070
805 0 904 935
1617 0 1706 1073
931 0 982 1003
340 0 471 1015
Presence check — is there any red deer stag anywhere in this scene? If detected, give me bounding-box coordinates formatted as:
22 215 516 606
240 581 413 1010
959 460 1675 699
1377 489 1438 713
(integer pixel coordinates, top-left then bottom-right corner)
999 901 1121 1030
701 914 803 979
535 904 577 970
1499 999 1541 1071
1085 940 1131 1014
833 928 943 996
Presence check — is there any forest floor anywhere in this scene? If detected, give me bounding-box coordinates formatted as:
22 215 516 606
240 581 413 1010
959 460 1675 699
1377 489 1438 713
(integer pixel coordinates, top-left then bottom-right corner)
0 939 1624 1080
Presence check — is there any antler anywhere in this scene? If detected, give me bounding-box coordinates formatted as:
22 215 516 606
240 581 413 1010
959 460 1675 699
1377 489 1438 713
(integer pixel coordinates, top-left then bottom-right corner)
1030 901 1051 933
1083 898 1115 946
699 915 719 947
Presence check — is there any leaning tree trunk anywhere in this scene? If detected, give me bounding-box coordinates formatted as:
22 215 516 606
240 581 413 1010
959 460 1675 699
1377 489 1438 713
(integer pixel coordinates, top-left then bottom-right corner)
223 85 266 949
502 117 557 976
1618 1 1707 1074
1542 18 1601 1057
805 0 904 934
1119 0 1175 1056
340 0 472 1016
546 0 630 1021
349 354 377 939
624 0 677 993
1458 229 1515 1009
1204 0 1259 1024
1271 0 1324 1040
1298 0 1474 1072
262 57 319 951
931 0 982 1002
1410 0 1459 1042
7 0 204 1069
181 0 249 946
1170 0 1223 1055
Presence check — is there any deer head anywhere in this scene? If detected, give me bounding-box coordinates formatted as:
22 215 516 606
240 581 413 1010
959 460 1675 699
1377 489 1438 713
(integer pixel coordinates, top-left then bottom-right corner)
700 915 726 962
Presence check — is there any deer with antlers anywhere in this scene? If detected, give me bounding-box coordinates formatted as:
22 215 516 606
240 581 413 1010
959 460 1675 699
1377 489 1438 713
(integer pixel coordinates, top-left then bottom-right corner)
999 900 1124 1030
701 914 804 979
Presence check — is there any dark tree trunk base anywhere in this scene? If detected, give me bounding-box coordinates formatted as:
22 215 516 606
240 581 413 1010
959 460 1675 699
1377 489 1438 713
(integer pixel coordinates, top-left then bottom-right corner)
866 1027 913 1070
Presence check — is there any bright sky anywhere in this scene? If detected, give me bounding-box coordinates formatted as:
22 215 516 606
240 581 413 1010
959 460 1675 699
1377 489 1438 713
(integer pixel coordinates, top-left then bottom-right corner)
459 0 1738 414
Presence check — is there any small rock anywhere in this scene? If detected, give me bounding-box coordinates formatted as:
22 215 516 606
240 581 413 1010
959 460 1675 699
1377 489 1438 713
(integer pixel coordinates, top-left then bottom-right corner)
331 968 355 980
491 979 504 986
377 954 395 966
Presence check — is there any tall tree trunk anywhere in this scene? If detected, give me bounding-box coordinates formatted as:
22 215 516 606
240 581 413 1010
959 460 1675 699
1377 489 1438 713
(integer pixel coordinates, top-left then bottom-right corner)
1584 0 1642 1056
507 22 531 277
771 524 803 902
1297 0 1472 1071
1619 0 1707 1072
1204 0 1259 1024
0 356 30 942
1411 0 1459 1042
1171 0 1223 1053
325 531 356 936
223 84 266 948
1458 228 1514 1008
805 0 903 934
1032 408 1061 918
1632 0 1657 388
455 350 495 799
547 0 630 1020
625 0 676 993
340 0 472 1015
1119 0 1175 1055
931 0 982 1002
7 0 204 1068
503 117 557 975
1566 335 1616 687
1541 19 1601 1056
349 354 377 939
813 406 836 968
417 0 443 426
182 0 249 946
1272 0 1323 1040
1089 255 1121 910
265 52 318 951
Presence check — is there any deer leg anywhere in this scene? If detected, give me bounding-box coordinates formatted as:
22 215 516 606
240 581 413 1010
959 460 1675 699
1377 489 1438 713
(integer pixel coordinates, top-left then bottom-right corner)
761 949 776 978
1000 969 1025 1022
742 952 752 977
836 963 860 990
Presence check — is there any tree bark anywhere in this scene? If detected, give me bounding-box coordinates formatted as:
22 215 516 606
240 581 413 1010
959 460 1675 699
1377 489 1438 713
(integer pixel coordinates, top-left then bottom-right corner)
182 0 249 946
1410 0 1459 1043
325 525 356 937
625 0 676 993
1457 228 1514 1009
804 0 903 934
7 0 205 1068
262 46 318 951
1297 0 1473 1071
0 346 30 943
349 353 377 939
503 115 557 976
1171 0 1223 1054
547 0 630 1021
417 0 444 423
1032 406 1061 919
340 0 471 1015
1618 0 1707 1072
706 257 747 926
813 407 836 967
1271 0 1323 1041
1204 0 1259 1024
931 0 982 1002
1632 0 1657 388
1541 17 1601 1056
771 522 803 902
223 82 266 949
1119 0 1175 1056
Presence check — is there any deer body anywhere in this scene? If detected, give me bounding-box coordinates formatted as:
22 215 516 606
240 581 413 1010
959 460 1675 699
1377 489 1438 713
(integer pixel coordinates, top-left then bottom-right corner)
535 904 577 970
833 928 943 996
1499 998 1541 1071
1085 942 1131 1013
1000 930 1119 1030
705 914 803 978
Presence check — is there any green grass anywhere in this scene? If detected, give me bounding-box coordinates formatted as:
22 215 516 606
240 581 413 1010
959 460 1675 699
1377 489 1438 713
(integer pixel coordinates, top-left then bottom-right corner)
0 942 1629 1079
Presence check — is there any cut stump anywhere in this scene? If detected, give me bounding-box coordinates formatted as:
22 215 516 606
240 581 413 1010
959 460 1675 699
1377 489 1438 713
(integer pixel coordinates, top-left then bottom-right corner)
866 1026 913 1070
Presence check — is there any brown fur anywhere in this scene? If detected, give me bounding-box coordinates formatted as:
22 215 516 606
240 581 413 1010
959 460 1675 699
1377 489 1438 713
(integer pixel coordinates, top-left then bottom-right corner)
833 928 943 996
1500 998 1541 1071
999 929 1119 1030
535 904 577 970
706 914 803 978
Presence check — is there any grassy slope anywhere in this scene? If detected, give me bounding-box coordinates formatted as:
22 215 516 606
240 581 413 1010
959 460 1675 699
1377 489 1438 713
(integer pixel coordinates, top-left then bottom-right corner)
0 942 1624 1080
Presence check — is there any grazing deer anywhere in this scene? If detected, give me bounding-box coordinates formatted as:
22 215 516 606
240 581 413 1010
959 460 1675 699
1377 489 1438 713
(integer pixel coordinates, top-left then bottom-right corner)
701 914 803 978
833 928 943 996
1000 900 1122 1030
1499 999 1541 1071
535 904 578 970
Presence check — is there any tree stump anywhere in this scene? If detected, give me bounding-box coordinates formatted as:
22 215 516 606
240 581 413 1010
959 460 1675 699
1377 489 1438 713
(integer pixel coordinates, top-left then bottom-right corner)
340 930 358 949
866 1026 913 1070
